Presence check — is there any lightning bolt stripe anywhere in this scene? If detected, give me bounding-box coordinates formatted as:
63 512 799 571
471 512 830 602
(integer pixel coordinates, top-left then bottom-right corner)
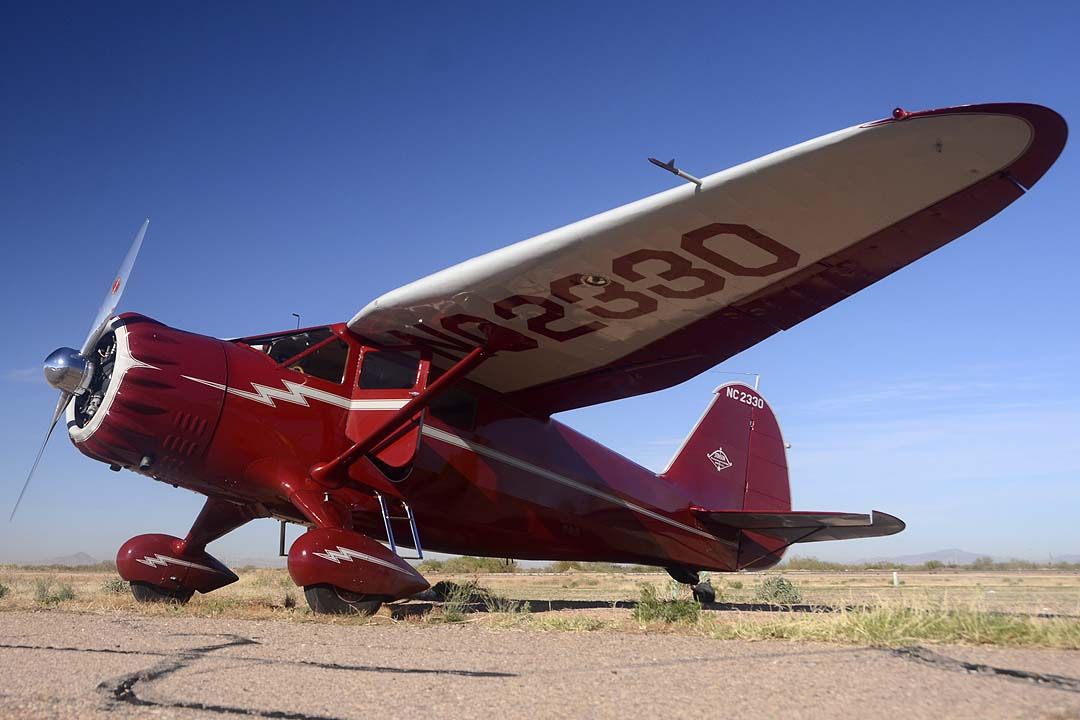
134 554 216 573
312 546 414 575
183 376 408 411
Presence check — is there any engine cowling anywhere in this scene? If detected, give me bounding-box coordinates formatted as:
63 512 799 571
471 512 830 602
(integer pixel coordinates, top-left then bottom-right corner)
67 314 227 490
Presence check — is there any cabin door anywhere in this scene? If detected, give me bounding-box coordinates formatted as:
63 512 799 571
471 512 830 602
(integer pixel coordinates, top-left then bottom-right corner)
347 348 430 472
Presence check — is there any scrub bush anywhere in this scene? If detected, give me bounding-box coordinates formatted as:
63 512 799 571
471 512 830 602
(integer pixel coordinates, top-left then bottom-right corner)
633 584 700 624
755 576 802 605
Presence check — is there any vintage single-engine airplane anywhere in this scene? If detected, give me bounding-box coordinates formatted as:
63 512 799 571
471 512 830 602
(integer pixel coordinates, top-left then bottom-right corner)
13 102 1066 614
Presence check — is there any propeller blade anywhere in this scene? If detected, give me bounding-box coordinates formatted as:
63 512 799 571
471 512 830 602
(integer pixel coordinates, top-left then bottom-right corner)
80 218 149 356
9 392 72 521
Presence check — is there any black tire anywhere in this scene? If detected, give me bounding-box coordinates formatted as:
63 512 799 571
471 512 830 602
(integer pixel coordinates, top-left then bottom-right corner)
304 584 383 616
692 581 716 605
130 581 194 605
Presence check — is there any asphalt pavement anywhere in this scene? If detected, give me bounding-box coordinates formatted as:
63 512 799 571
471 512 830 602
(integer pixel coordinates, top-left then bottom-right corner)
0 611 1078 719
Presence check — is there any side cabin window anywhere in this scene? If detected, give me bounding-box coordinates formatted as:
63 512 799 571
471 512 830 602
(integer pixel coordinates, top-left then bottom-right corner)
426 363 478 430
429 386 477 430
235 328 349 384
358 349 421 390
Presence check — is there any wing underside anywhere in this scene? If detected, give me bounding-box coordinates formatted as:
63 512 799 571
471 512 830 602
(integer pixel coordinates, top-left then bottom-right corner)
350 103 1066 416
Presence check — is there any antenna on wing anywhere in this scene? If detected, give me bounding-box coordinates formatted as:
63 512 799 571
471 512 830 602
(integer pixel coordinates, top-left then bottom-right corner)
647 157 703 187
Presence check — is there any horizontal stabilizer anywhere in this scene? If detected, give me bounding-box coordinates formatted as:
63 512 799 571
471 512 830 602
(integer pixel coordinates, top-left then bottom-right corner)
692 508 905 544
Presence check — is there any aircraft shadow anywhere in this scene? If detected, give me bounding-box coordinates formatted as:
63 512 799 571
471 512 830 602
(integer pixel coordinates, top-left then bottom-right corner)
388 596 836 619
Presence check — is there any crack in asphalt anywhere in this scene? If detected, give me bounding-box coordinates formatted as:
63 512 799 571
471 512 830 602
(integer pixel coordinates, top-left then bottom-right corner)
891 646 1080 694
122 697 344 720
5 638 517 679
292 658 513 677
0 642 153 656
100 635 256 701
80 631 514 719
98 634 347 719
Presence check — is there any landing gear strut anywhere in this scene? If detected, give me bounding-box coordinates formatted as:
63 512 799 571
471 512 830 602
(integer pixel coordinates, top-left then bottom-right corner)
667 566 716 605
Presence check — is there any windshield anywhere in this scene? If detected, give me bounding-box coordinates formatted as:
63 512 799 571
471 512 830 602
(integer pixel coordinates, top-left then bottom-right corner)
235 328 349 383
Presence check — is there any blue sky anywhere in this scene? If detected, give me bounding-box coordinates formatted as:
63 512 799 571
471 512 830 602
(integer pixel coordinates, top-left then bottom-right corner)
1 2 1077 564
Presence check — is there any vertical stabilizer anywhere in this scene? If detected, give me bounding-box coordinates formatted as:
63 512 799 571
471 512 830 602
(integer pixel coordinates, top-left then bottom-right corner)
662 382 790 512
661 382 792 568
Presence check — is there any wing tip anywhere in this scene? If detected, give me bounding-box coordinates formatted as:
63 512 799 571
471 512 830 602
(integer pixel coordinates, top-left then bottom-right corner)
870 509 906 536
864 102 1067 189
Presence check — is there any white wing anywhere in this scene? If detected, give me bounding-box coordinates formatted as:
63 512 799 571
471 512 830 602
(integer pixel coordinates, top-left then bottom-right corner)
349 103 1065 415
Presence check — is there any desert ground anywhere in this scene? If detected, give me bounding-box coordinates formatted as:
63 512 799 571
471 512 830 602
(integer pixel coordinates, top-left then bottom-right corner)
0 564 1078 718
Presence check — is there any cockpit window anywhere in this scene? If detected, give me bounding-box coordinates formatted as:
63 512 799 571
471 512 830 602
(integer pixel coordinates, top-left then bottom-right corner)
235 328 349 384
237 328 334 362
289 339 349 383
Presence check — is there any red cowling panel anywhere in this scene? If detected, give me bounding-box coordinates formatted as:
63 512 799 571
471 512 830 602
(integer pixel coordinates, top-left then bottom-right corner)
508 103 1067 416
116 533 238 594
74 314 227 485
288 528 429 599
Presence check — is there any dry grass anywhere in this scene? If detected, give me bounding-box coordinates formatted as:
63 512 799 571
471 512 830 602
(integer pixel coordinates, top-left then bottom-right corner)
1 564 1078 648
702 599 1080 648
489 613 621 632
633 584 700 624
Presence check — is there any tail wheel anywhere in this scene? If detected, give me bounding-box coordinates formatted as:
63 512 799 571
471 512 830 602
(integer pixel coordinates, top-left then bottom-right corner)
691 581 716 605
130 581 194 605
304 584 383 616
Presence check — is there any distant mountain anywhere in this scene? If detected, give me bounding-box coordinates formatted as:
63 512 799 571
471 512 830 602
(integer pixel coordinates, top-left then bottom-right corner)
39 552 99 566
860 549 994 566
1053 554 1080 564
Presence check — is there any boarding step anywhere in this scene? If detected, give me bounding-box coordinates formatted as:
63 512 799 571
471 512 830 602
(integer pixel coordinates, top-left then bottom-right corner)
374 493 423 560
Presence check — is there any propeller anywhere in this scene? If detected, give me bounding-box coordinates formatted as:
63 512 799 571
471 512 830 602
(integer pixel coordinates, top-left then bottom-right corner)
9 219 149 521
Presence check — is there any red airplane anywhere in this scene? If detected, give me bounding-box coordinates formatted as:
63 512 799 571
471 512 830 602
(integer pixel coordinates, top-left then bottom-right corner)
14 102 1066 614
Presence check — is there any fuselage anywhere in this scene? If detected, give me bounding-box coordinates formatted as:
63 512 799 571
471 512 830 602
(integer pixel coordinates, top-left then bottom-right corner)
68 313 740 571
